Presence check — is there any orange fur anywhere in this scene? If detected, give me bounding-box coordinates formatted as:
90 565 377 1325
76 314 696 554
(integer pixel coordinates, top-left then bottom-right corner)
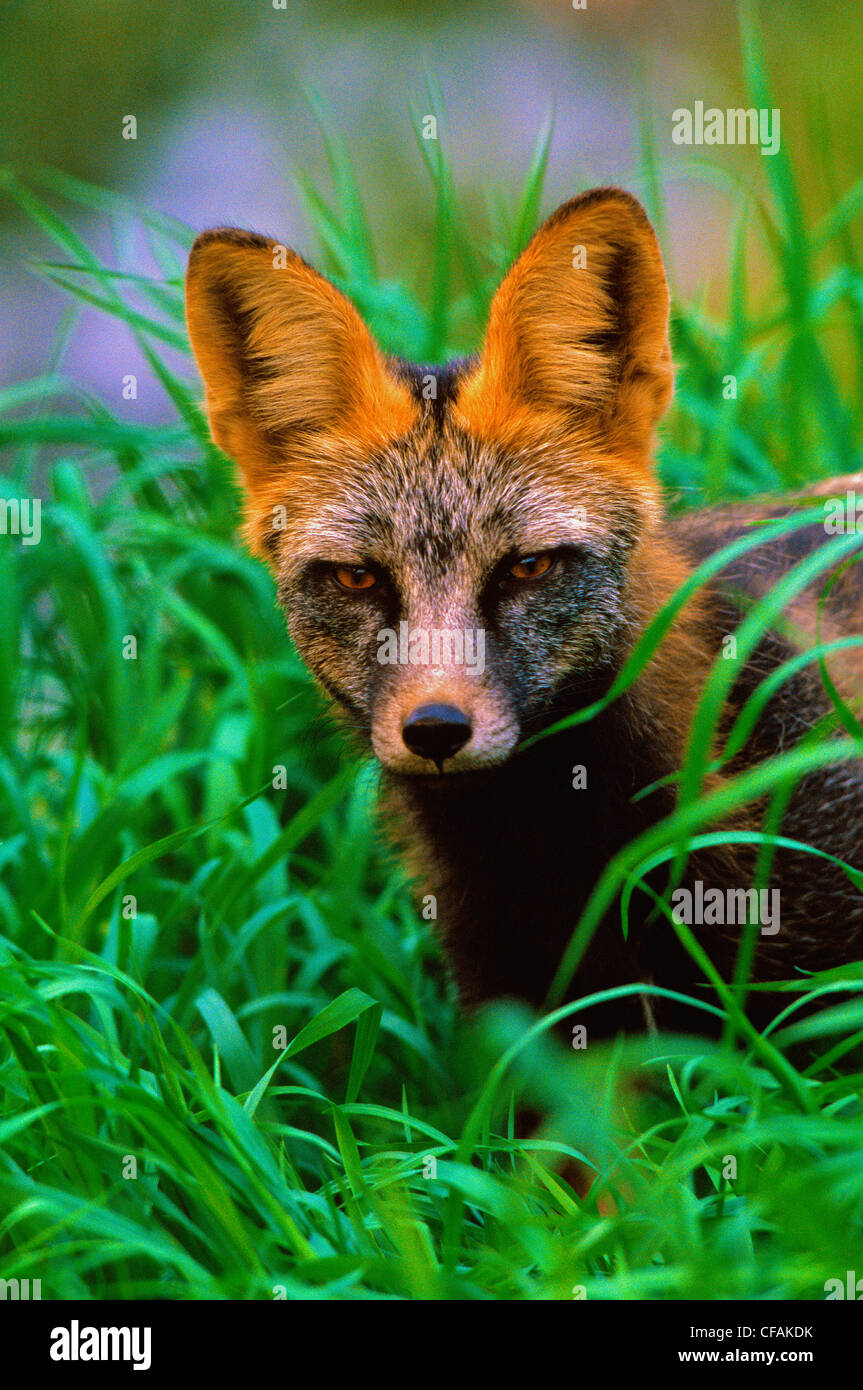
185 229 418 557
455 188 674 473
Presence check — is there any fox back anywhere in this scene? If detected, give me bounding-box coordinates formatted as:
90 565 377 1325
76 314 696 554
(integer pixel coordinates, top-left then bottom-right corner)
185 189 863 1036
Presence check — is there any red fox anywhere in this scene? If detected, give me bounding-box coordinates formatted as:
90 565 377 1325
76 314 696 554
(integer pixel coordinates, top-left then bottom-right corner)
185 188 863 1037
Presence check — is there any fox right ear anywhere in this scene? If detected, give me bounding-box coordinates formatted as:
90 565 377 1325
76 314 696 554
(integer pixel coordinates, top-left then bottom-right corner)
184 230 415 490
458 187 673 455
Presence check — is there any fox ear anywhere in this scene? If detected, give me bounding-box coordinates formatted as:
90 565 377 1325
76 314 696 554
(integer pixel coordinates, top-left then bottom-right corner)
184 229 414 488
460 188 673 449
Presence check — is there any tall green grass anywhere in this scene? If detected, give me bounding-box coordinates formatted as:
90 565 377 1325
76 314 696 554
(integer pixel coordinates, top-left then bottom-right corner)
2 18 863 1299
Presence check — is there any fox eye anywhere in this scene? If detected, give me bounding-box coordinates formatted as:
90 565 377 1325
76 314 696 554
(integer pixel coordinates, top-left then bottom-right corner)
508 553 554 580
334 564 377 592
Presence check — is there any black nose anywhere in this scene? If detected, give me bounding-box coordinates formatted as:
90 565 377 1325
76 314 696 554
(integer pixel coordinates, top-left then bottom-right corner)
402 703 472 768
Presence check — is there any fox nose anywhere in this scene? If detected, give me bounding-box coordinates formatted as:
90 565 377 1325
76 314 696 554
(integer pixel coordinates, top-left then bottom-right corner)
402 703 472 768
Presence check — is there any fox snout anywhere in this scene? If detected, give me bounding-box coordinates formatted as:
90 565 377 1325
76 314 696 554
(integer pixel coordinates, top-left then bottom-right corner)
370 662 521 776
401 704 472 767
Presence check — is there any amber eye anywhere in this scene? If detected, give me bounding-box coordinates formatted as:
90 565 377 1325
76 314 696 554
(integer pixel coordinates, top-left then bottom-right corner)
334 564 377 591
508 553 554 580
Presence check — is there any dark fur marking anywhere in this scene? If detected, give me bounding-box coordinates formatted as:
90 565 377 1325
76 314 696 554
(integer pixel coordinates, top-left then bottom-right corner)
391 356 476 429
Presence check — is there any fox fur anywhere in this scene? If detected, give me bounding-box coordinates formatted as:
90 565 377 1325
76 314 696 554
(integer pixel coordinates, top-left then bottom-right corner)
185 187 863 1037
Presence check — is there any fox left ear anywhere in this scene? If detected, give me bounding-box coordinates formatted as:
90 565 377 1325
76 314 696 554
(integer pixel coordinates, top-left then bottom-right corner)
184 227 416 497
459 187 673 452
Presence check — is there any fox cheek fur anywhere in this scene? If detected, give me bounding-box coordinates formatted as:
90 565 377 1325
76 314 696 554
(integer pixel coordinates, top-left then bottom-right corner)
184 188 863 1033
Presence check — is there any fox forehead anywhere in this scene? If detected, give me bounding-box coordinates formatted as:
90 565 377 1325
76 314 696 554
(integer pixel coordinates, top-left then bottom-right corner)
275 359 648 577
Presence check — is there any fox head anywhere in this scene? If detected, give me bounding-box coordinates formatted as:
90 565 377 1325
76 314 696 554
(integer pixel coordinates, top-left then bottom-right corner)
185 188 674 777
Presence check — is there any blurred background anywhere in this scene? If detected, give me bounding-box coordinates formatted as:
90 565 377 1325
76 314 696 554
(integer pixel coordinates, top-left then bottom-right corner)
2 0 861 420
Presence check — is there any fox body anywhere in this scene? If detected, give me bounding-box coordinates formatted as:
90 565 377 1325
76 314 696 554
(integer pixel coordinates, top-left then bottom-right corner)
185 188 863 1035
